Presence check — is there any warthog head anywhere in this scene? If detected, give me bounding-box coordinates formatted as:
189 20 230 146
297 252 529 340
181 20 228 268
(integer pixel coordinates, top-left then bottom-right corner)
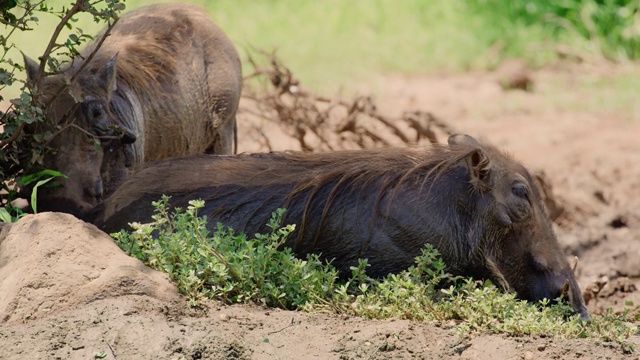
23 54 137 217
447 134 589 321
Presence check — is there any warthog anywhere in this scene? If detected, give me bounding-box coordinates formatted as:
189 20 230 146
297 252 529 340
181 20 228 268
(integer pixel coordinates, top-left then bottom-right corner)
90 134 590 321
23 3 242 217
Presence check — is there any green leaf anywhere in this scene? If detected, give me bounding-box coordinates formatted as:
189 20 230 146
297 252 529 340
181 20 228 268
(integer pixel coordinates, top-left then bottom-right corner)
0 207 12 223
0 68 11 85
30 177 56 214
19 169 67 186
19 92 31 103
0 0 18 12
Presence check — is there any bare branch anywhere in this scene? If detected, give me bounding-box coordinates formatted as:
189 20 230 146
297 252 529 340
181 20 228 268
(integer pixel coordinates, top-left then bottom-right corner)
33 1 85 87
240 50 455 153
68 17 119 85
0 122 25 148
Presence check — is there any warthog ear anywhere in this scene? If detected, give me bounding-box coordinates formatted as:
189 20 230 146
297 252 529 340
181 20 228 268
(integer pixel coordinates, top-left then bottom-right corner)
450 134 492 189
23 54 40 86
448 134 481 147
465 149 492 190
98 54 118 100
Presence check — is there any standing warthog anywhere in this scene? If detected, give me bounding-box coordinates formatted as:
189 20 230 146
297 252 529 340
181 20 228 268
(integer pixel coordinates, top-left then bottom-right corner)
23 3 242 217
90 134 590 321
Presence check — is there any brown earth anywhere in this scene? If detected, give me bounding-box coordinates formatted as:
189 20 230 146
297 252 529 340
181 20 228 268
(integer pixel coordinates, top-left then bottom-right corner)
1 62 640 359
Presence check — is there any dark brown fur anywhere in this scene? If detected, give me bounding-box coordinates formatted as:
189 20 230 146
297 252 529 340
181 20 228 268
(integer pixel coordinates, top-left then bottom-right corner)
24 3 242 217
90 135 590 321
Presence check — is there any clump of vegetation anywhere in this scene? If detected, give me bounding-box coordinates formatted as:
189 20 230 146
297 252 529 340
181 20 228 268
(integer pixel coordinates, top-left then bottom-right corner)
113 196 339 308
0 169 66 222
113 197 638 350
468 0 640 62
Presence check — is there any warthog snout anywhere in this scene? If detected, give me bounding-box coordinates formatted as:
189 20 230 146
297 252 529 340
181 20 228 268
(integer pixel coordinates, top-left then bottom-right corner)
525 269 590 323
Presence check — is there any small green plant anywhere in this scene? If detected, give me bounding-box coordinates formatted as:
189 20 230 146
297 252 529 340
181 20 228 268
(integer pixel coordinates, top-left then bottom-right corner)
0 207 14 223
112 196 339 308
113 197 638 350
0 168 66 223
20 169 66 214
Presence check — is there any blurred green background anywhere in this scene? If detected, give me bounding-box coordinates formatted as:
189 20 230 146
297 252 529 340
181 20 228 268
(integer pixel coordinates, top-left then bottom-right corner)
6 0 640 95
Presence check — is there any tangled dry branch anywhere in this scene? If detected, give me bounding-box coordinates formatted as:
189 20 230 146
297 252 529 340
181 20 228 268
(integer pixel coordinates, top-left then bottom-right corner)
240 51 456 152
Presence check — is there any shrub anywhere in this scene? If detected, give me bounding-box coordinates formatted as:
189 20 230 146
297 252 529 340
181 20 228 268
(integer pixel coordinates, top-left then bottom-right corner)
113 196 340 308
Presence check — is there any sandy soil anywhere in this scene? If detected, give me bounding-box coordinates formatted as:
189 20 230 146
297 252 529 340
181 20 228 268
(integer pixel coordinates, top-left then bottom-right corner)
1 62 639 359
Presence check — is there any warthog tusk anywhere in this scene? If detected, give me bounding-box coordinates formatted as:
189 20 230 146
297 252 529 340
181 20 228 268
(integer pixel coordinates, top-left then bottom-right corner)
484 254 511 292
561 279 570 297
570 256 579 272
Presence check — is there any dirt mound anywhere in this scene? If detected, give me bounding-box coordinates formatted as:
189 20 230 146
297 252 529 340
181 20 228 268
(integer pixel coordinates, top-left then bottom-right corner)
0 213 180 325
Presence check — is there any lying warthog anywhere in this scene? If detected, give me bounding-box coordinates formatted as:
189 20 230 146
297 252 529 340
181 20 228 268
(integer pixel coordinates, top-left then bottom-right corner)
23 3 242 217
90 134 590 321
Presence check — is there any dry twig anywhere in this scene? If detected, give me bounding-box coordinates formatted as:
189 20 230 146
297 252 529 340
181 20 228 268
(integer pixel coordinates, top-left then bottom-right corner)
240 50 455 152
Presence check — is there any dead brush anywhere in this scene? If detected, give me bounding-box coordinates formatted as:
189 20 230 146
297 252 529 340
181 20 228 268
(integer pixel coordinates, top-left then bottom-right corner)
239 50 456 152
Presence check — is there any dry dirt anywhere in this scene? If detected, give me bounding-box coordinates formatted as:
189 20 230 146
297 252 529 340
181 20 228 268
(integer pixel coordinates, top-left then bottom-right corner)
1 62 640 359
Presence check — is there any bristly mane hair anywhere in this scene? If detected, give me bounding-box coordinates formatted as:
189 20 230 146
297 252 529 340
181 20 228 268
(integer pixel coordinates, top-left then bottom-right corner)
172 140 510 249
202 142 506 189
281 142 501 248
73 7 198 103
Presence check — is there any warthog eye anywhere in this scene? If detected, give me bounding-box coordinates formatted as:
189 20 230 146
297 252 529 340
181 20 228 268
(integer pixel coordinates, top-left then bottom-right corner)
512 183 528 198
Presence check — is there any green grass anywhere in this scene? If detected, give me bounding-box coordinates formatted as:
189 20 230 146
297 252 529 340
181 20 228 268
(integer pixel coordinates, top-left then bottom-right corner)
112 197 639 352
6 0 640 98
8 1 490 95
